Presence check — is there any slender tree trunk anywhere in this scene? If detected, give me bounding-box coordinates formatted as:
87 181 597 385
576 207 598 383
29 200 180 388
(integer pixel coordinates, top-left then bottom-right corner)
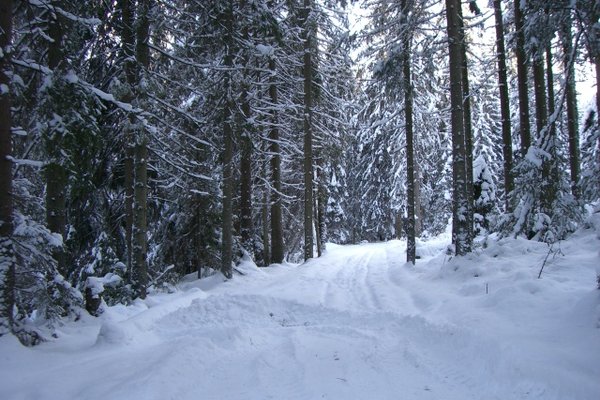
532 48 553 216
221 1 234 279
401 0 416 264
314 161 327 257
124 150 134 271
131 0 151 298
457 3 474 242
514 0 531 153
268 58 284 264
240 97 254 256
546 47 556 143
596 55 600 130
591 5 600 138
302 0 314 261
446 0 471 255
239 1 254 258
120 0 135 273
0 0 16 334
533 50 548 135
195 204 202 279
222 109 234 279
260 125 269 266
533 53 547 135
596 56 600 166
545 46 560 214
262 165 270 266
493 0 513 211
563 21 580 199
132 138 148 297
414 156 423 237
313 181 321 257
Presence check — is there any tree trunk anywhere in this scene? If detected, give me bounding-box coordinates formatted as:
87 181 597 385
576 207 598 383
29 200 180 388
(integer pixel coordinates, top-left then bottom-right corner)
240 108 254 257
401 0 416 264
120 0 135 272
132 140 148 297
268 58 285 264
262 170 270 266
544 46 559 215
240 97 254 257
314 161 327 257
514 0 531 154
124 149 134 271
0 0 15 334
532 52 547 135
313 182 321 257
562 21 580 199
446 0 471 255
195 204 203 279
302 0 314 261
221 1 234 279
493 0 513 211
413 156 423 237
596 56 600 167
532 49 548 118
131 0 151 298
545 47 556 143
532 48 553 216
239 1 254 258
458 3 474 242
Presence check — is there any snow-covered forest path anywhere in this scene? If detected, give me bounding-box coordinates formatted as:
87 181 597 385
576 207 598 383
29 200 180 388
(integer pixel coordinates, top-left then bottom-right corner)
2 231 600 400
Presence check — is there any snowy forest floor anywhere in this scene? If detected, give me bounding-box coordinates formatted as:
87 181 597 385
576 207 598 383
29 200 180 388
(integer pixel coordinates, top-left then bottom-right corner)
1 223 600 400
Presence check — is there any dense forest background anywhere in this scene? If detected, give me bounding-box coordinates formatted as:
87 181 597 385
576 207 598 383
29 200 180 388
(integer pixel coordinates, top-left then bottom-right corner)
0 0 599 345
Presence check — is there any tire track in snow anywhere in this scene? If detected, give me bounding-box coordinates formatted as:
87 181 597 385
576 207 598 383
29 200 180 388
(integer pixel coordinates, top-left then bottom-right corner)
320 246 377 310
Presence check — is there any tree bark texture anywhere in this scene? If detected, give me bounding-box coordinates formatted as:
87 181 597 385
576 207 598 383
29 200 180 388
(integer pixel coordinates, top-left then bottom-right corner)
268 58 285 264
514 0 531 154
457 3 474 243
314 161 327 257
239 1 254 257
446 0 471 255
240 89 254 257
532 49 553 216
195 204 203 279
120 0 135 272
124 149 134 271
413 157 423 237
0 0 13 240
562 21 580 199
262 171 270 266
131 0 151 297
132 140 148 297
302 0 314 261
545 47 556 143
221 1 235 279
544 46 559 215
596 56 600 167
401 0 416 264
0 0 15 333
493 0 513 211
532 52 547 135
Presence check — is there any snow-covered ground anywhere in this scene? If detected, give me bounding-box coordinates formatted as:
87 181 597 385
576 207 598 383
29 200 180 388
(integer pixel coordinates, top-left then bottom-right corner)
1 224 599 400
